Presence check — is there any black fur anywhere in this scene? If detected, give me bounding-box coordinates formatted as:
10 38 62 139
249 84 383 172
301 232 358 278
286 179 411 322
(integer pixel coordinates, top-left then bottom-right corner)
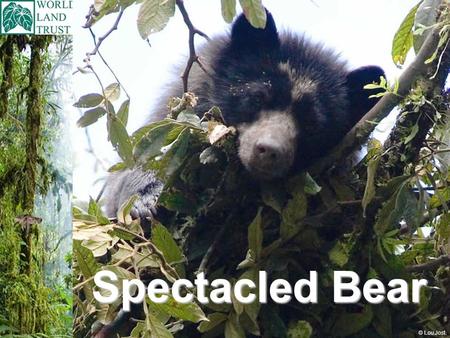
230 8 280 53
99 10 385 336
105 10 384 221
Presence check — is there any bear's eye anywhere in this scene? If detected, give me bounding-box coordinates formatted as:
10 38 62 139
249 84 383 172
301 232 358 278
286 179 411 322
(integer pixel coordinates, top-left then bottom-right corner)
247 91 265 108
228 91 265 124
235 87 267 113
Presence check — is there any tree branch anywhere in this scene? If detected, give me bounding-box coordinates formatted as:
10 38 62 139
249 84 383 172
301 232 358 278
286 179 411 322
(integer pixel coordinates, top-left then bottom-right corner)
197 224 226 275
88 28 131 99
176 0 210 92
86 9 124 58
406 254 450 273
311 24 449 174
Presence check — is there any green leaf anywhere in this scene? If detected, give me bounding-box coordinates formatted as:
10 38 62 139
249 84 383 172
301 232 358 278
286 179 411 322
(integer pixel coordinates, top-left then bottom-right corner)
133 121 168 144
129 322 148 338
88 197 110 225
73 240 100 300
104 99 116 114
76 107 107 128
91 0 122 25
374 179 417 236
329 241 349 267
82 237 116 258
129 321 148 337
148 313 173 338
436 212 450 239
106 265 136 281
112 243 159 268
260 306 287 337
424 27 449 64
329 177 356 201
280 191 307 239
148 313 174 338
117 99 130 126
248 208 263 261
413 0 441 53
137 0 176 39
72 209 97 223
152 223 184 264
117 194 138 225
16 5 33 31
94 0 117 12
378 175 411 198
404 122 419 144
332 305 373 337
225 312 246 338
238 0 266 28
240 268 260 328
74 93 104 108
159 127 191 177
429 187 450 209
287 320 313 338
108 162 127 172
158 190 197 214
134 122 174 159
364 84 382 90
237 249 256 270
119 0 136 6
231 284 244 316
198 312 228 333
111 226 137 241
373 304 392 338
130 318 174 338
303 173 321 195
374 190 401 237
165 125 187 144
176 111 201 126
392 2 422 67
261 182 286 213
104 83 121 102
108 116 135 166
221 0 236 23
149 296 207 323
3 3 18 32
362 139 382 215
73 240 100 279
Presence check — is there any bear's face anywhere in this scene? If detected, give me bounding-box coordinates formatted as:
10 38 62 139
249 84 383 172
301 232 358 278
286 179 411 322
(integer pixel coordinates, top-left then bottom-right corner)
200 11 385 180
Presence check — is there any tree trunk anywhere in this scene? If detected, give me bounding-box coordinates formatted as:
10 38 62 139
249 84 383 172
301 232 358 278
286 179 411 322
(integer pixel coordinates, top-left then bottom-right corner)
22 36 51 274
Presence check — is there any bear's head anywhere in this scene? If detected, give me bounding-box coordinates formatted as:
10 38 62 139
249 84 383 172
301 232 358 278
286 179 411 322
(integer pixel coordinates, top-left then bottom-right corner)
205 10 384 180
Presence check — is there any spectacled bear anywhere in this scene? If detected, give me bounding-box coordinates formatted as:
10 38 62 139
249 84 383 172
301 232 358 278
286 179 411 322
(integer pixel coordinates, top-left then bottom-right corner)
105 10 384 230
97 9 385 338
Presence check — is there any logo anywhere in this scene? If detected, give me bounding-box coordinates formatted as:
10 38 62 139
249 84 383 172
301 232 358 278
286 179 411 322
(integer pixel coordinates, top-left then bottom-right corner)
1 1 34 34
0 0 73 35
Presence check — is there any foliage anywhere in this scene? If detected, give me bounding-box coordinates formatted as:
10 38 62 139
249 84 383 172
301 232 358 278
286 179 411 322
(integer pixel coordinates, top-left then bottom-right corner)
0 37 72 335
88 0 265 38
74 1 450 337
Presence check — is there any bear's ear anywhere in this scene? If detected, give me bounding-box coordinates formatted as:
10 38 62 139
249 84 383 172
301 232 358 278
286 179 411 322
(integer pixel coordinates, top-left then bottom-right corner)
230 9 280 53
346 66 385 123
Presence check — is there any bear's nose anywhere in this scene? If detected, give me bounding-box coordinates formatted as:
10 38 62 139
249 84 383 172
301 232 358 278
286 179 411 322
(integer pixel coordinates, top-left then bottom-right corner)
254 141 281 162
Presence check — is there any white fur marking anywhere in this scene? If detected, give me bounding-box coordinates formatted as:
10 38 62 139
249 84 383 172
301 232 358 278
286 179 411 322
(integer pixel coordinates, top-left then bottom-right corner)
279 62 317 101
